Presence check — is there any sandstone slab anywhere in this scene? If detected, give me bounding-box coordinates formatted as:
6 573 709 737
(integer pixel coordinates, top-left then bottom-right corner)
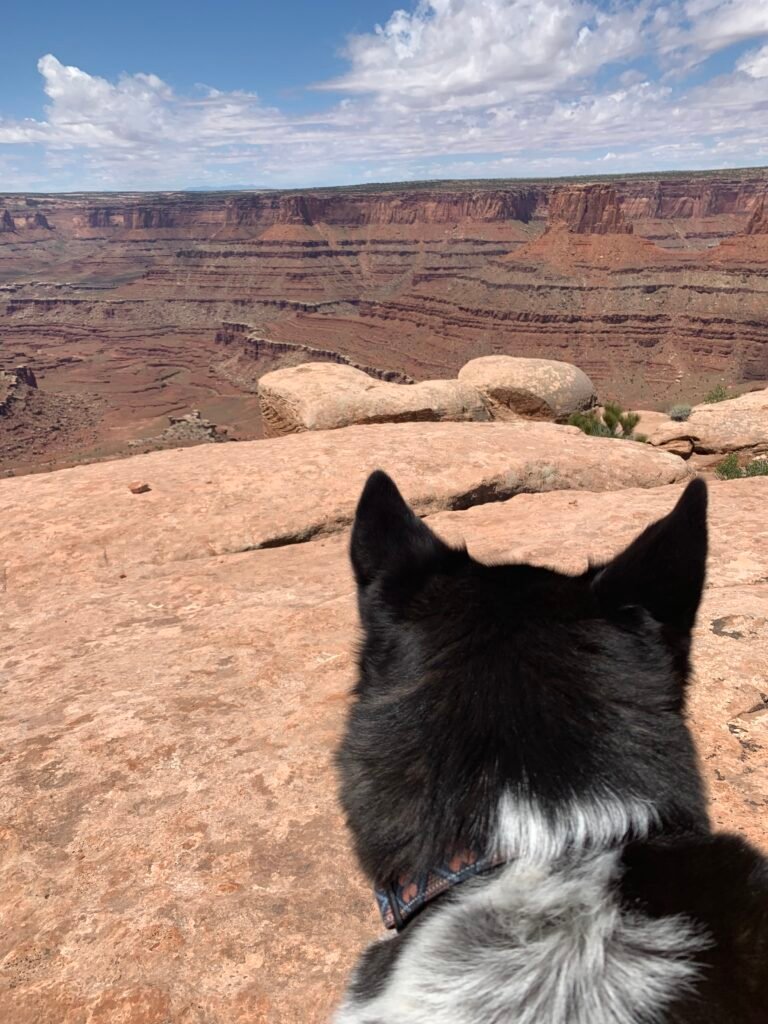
258 362 490 437
458 355 598 421
0 420 689 592
647 389 768 458
1 477 766 1024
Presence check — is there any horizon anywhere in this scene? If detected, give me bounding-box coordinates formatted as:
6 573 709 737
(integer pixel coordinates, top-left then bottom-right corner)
2 0 768 191
3 162 768 198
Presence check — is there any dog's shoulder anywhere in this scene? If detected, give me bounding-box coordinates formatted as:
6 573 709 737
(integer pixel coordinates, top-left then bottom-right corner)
620 833 768 1023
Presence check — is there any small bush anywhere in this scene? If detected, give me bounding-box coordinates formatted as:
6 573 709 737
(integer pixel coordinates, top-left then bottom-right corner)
704 384 729 404
715 453 742 479
568 402 645 441
714 453 768 479
745 458 768 477
669 404 692 422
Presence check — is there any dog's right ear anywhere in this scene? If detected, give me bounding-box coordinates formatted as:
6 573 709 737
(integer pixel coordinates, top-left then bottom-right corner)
350 470 449 586
592 477 708 633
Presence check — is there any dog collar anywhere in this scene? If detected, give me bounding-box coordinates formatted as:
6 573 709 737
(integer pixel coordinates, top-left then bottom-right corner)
374 849 506 931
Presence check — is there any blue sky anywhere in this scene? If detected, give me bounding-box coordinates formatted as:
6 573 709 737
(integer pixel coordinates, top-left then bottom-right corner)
2 0 768 191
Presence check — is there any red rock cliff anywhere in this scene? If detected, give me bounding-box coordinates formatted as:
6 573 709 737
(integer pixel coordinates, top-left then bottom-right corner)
746 195 768 235
546 184 633 235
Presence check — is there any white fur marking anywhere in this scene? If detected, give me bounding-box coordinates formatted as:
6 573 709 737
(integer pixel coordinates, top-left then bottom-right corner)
493 791 660 864
335 797 707 1024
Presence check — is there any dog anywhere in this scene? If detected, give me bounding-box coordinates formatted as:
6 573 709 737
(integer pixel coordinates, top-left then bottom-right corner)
335 471 768 1023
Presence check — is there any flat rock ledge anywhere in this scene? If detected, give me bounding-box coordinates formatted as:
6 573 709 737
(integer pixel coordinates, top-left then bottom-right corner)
1 477 765 1024
0 419 689 590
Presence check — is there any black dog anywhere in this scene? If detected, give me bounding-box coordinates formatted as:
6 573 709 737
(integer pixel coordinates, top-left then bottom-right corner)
335 471 768 1023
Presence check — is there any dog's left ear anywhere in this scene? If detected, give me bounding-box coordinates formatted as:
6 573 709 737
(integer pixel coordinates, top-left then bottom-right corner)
592 478 708 632
350 470 450 586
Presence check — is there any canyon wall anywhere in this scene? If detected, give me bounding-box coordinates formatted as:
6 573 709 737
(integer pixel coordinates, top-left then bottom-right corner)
1 170 767 473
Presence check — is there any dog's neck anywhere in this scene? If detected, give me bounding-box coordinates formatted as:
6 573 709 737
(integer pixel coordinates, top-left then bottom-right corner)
374 793 663 930
374 849 507 930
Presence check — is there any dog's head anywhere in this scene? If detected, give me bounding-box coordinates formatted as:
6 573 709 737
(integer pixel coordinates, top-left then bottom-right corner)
338 471 709 887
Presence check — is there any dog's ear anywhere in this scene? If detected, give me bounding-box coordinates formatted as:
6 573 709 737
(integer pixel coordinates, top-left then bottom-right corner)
592 478 708 632
350 470 449 586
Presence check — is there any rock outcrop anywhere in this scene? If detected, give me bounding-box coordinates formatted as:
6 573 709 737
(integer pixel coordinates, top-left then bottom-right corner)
0 208 16 233
0 365 38 416
216 326 414 384
257 357 599 437
128 409 229 450
257 363 489 436
647 388 768 458
458 355 597 421
1 446 765 1022
545 184 633 235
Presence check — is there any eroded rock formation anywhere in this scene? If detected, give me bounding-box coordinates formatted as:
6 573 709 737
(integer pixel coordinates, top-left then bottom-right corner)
647 387 768 458
258 363 491 436
458 355 597 420
746 196 768 235
546 184 633 235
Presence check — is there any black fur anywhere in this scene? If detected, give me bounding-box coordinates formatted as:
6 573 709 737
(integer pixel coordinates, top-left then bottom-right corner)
337 472 768 1020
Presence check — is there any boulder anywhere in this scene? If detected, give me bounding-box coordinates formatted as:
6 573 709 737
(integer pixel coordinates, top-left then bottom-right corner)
257 362 490 436
0 420 689 591
1 470 766 1023
458 355 597 421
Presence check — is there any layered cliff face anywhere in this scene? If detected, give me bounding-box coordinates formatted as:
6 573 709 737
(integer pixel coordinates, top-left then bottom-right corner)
746 196 768 235
1 170 767 474
546 184 633 234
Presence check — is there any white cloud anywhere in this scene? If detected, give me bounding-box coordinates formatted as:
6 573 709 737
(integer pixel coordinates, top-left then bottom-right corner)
320 0 649 109
738 42 768 77
1 1 768 189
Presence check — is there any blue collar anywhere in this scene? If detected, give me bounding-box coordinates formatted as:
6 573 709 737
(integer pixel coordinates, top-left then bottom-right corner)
374 849 506 931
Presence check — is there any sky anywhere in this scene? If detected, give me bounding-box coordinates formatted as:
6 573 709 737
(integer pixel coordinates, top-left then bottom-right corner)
1 0 768 191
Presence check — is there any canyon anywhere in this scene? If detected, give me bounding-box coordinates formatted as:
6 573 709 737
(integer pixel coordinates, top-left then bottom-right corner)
2 169 768 474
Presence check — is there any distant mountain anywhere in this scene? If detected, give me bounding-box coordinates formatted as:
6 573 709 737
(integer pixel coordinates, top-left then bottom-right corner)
181 184 274 192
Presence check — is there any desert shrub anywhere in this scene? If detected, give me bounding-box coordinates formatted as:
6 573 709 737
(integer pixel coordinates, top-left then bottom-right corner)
669 404 692 421
704 384 729 404
714 453 768 479
715 453 743 480
568 402 645 441
567 410 613 436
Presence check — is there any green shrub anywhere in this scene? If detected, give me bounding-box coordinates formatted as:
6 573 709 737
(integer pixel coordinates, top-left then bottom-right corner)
715 453 744 479
567 410 612 436
704 384 729 404
568 402 645 441
715 453 768 479
668 404 692 422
